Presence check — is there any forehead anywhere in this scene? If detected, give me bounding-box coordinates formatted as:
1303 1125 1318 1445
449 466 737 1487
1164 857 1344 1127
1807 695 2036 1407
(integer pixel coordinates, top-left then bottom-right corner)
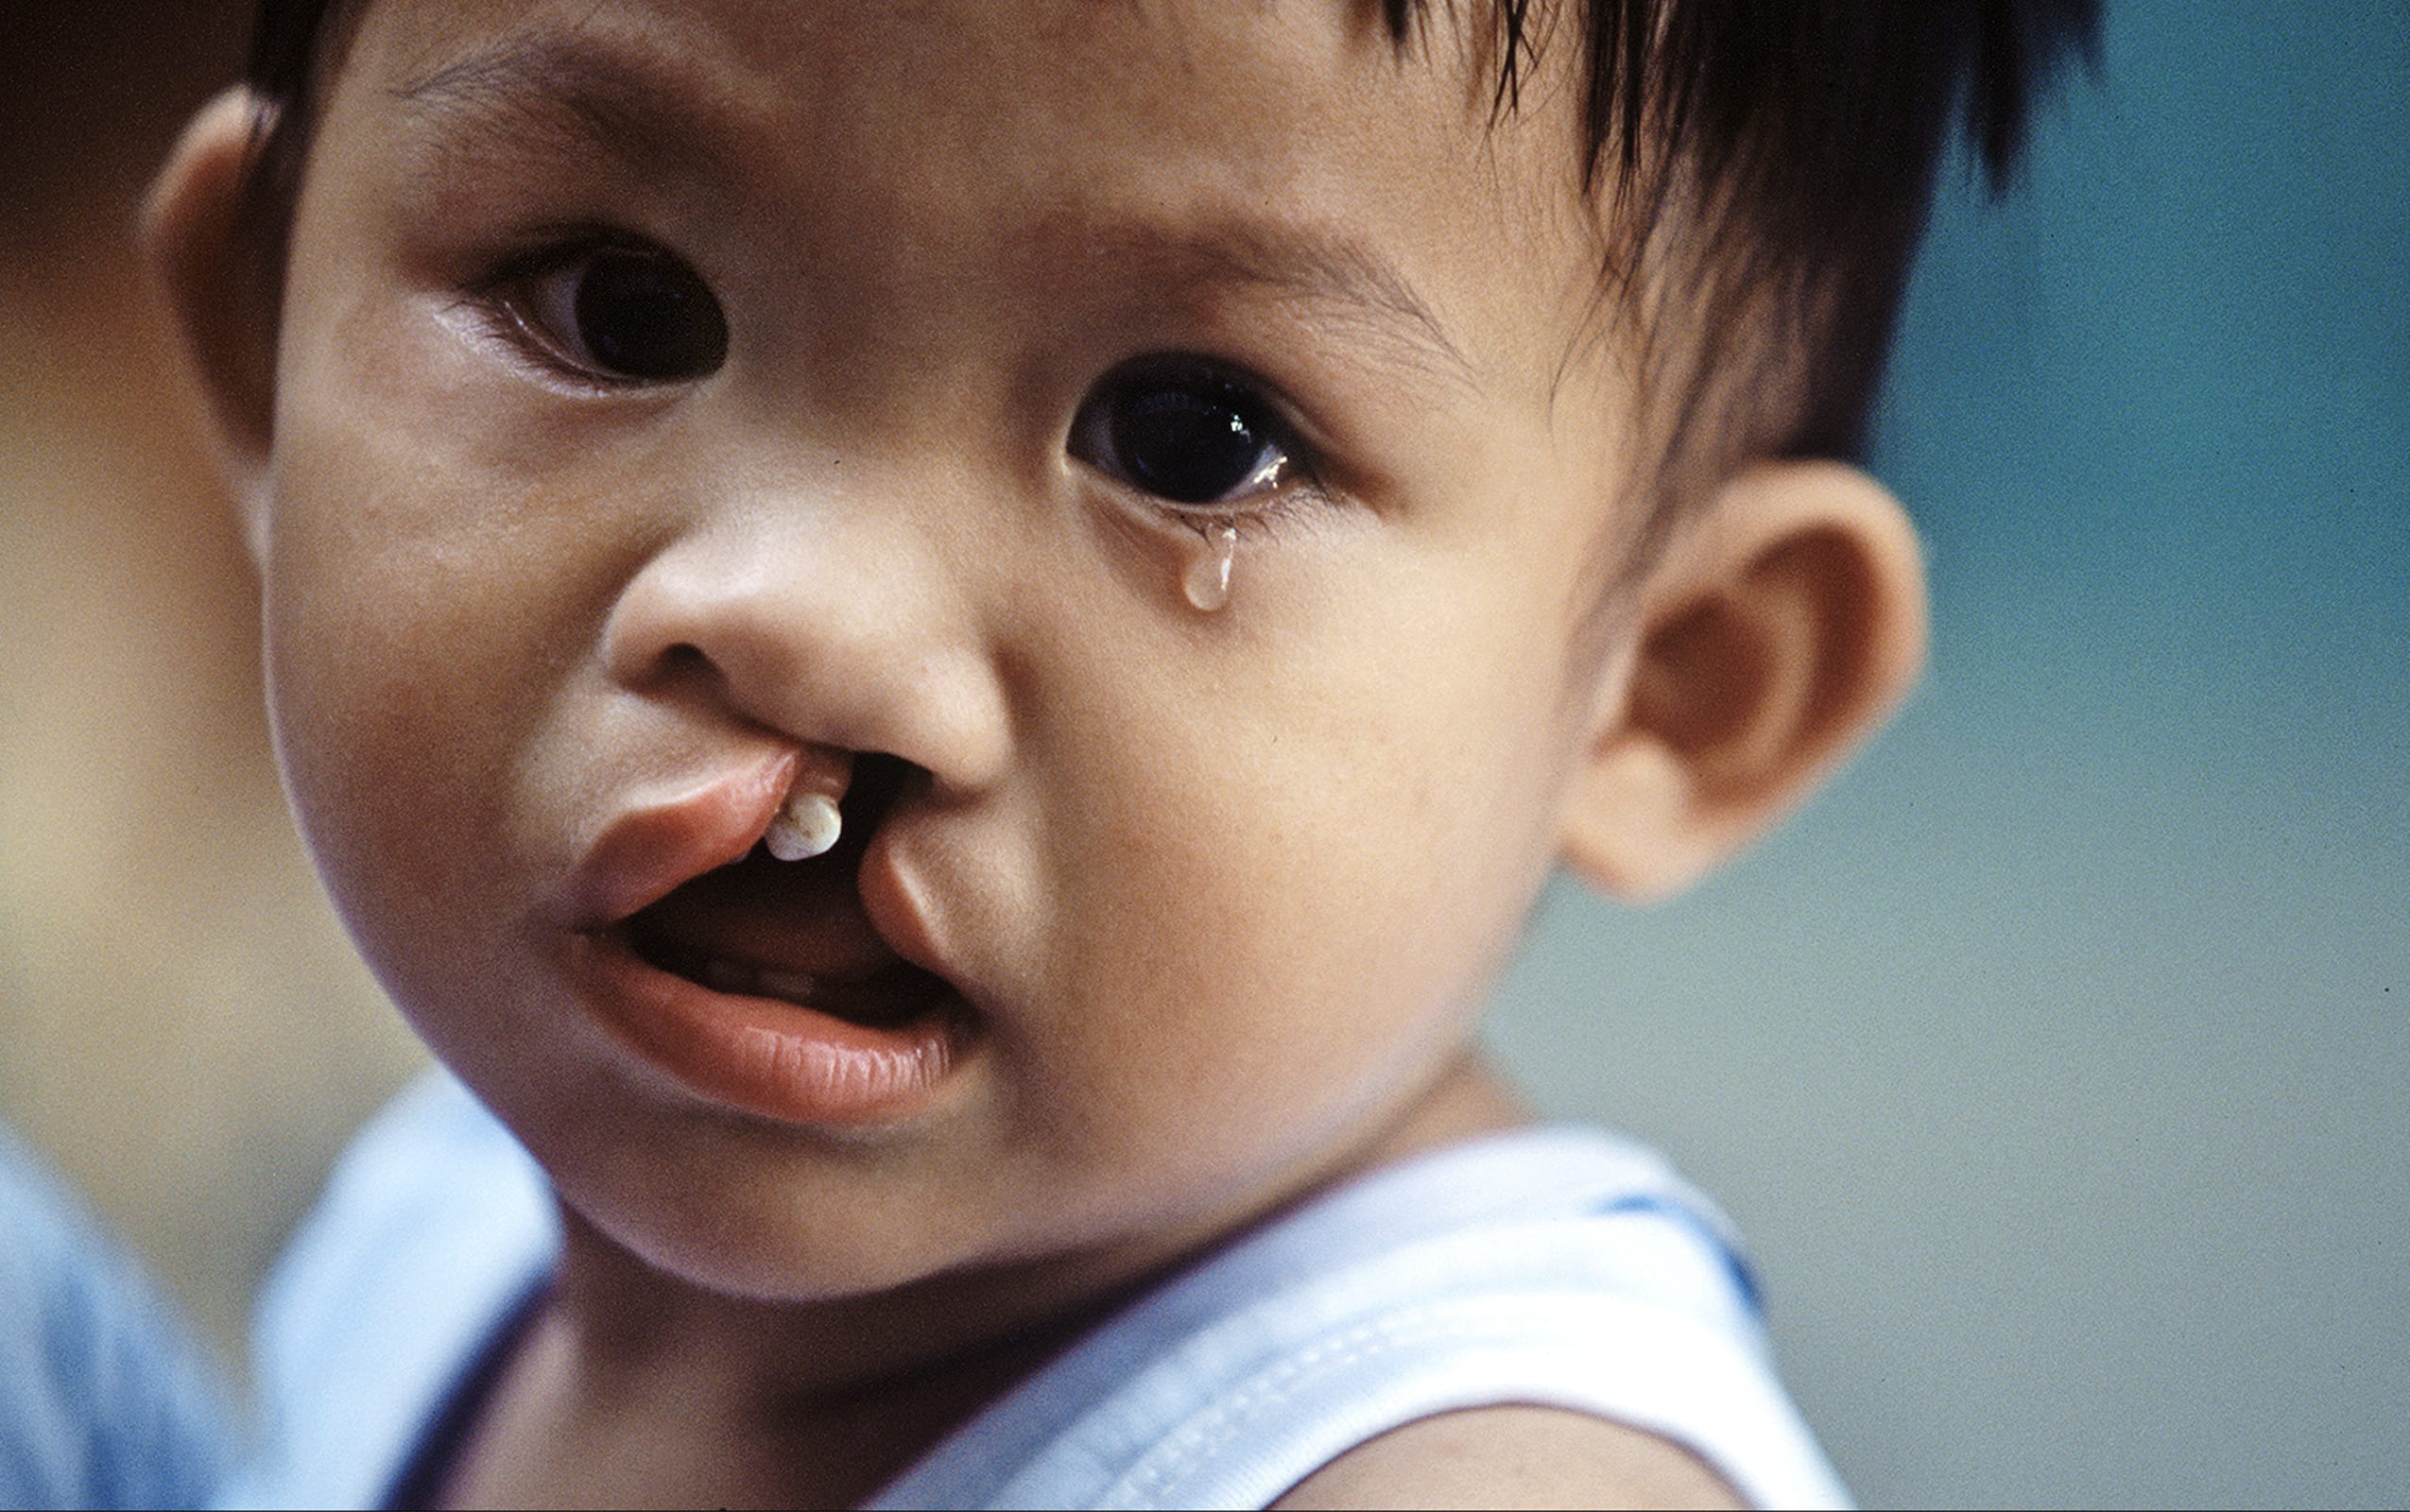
329 0 1604 400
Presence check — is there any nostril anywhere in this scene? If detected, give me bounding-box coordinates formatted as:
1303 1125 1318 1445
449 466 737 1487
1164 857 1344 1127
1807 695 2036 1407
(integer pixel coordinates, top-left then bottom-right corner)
629 641 720 699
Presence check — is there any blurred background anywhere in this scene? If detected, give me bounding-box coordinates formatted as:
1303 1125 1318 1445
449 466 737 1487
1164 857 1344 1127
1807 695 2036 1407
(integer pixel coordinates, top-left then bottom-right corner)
0 0 427 1367
0 1 2401 1507
1493 3 2409 1505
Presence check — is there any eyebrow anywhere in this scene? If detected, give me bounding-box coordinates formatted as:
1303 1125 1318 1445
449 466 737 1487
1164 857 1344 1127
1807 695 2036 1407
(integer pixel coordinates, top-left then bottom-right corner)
389 29 1478 392
390 29 750 193
1092 221 1479 393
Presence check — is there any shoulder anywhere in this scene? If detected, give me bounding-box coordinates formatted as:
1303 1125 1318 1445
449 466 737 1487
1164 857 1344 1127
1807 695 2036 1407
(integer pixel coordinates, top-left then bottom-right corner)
228 1073 556 1510
1270 1405 1747 1511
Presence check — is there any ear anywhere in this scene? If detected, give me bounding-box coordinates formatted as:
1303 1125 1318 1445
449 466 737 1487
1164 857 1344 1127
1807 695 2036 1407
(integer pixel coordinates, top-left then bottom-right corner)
143 88 284 549
1558 460 1927 902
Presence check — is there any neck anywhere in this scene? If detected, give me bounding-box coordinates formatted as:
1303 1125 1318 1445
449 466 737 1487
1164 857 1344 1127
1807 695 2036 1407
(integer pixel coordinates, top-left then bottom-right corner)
440 1053 1531 1508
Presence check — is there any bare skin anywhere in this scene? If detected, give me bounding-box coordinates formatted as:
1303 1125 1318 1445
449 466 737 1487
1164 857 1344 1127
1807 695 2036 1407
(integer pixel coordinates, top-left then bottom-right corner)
146 0 1924 1503
1276 1407 1743 1510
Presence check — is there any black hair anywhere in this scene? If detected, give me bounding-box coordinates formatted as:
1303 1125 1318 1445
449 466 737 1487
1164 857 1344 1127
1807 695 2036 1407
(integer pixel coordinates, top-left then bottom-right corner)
238 0 2094 523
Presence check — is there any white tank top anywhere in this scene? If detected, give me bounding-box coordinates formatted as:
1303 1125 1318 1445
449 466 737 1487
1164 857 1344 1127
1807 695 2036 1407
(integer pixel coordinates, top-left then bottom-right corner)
223 1074 1850 1509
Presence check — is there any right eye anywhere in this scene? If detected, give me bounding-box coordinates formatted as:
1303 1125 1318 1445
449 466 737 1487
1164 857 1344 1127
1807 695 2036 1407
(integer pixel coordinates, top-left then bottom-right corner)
506 244 729 383
1069 360 1303 510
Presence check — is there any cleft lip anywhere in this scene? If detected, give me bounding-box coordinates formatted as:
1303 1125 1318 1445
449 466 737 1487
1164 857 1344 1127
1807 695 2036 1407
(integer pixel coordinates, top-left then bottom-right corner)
556 751 982 1125
562 748 799 930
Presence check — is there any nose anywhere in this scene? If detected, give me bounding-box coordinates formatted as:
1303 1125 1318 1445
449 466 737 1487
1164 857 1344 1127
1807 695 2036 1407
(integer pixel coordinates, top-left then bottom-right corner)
600 482 1012 799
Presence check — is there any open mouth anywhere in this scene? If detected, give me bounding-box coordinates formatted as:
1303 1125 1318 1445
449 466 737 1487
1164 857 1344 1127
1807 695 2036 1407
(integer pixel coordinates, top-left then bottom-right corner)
625 918 950 1030
619 756 950 1024
588 754 973 1123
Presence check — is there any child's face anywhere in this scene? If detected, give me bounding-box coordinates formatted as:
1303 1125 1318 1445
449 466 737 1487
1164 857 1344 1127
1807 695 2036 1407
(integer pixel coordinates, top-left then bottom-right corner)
265 0 1649 1297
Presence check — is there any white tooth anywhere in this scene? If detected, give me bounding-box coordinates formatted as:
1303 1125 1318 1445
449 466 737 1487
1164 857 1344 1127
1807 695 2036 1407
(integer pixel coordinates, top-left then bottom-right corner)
765 791 843 862
756 969 818 1002
699 956 754 995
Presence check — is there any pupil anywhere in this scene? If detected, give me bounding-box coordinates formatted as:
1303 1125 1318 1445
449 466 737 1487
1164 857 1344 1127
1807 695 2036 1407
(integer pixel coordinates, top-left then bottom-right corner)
1111 387 1268 505
574 250 728 380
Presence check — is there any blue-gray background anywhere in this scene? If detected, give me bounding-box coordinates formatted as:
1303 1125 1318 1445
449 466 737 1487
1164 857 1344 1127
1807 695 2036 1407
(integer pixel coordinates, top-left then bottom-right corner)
1489 3 2407 1504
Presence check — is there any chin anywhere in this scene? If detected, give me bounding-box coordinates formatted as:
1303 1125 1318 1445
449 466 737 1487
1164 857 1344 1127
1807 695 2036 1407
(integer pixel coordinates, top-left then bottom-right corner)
557 1125 1009 1306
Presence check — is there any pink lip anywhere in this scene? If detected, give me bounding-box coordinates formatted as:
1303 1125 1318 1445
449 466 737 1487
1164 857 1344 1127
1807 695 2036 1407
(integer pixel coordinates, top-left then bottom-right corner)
567 934 964 1126
563 750 799 928
559 750 972 1126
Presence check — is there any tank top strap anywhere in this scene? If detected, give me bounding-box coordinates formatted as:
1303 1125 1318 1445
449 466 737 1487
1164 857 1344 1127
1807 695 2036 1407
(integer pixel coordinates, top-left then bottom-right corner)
870 1127 1850 1509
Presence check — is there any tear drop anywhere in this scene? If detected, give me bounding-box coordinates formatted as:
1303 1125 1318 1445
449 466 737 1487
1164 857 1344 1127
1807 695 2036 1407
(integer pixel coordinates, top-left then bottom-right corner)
1181 523 1238 612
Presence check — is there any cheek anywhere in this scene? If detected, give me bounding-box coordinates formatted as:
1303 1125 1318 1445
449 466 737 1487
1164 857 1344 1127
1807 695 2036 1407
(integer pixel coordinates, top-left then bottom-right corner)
978 551 1575 1199
262 476 539 1021
260 293 653 998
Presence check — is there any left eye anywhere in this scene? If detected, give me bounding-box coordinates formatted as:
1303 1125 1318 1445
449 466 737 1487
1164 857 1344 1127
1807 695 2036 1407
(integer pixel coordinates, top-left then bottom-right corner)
1069 362 1297 507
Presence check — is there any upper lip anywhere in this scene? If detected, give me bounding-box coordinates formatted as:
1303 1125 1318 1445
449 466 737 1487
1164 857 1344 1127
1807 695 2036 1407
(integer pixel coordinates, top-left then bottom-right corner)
559 747 960 1016
561 747 801 931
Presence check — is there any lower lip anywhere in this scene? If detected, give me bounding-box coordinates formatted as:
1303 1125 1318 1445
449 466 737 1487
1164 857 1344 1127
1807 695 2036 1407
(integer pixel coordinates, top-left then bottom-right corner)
569 934 966 1126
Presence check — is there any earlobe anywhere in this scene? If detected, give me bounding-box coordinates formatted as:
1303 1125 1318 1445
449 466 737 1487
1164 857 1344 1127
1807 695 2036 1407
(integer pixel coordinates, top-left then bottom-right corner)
142 88 284 541
1558 460 1927 902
